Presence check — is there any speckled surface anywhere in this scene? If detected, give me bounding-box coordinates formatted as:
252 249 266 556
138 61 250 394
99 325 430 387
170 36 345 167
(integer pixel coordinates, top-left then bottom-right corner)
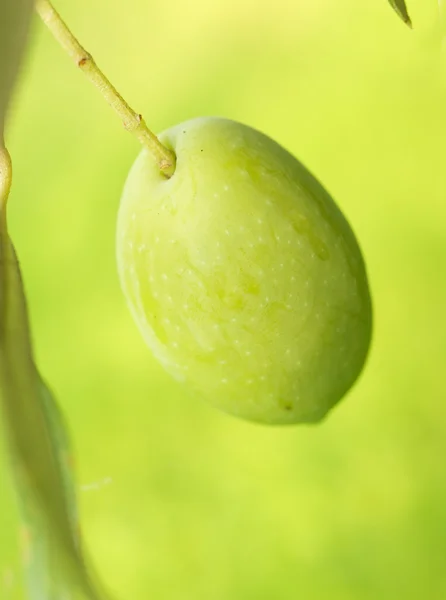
117 117 372 424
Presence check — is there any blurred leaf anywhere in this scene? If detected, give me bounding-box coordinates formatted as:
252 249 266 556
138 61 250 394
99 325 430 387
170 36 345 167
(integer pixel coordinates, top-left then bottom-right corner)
388 0 413 27
14 378 102 600
0 0 33 139
0 149 106 599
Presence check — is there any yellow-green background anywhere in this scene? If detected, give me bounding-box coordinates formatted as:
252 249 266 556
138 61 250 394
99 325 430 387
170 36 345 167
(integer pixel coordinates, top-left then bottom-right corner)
1 0 446 598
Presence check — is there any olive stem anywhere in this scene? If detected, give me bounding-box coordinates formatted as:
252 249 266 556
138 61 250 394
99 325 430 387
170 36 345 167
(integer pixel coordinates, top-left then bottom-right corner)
35 0 176 177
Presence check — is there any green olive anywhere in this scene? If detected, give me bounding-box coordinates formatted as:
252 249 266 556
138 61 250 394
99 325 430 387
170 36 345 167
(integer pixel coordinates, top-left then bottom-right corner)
117 117 372 425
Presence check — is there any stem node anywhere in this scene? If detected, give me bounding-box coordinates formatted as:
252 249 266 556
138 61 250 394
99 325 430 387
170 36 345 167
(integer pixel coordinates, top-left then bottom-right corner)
77 54 91 68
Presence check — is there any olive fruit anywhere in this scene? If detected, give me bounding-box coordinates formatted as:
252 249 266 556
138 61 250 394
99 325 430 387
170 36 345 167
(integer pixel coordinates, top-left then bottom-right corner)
117 117 372 425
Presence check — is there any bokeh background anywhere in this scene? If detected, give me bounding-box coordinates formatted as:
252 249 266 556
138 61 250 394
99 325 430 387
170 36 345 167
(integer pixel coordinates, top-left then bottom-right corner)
1 0 446 598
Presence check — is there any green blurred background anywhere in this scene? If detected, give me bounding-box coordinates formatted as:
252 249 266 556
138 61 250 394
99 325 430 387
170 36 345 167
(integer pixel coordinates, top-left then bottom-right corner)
1 0 446 598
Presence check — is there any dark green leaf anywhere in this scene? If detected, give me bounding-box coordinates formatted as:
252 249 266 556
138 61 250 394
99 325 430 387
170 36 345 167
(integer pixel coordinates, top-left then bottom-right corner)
388 0 413 27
